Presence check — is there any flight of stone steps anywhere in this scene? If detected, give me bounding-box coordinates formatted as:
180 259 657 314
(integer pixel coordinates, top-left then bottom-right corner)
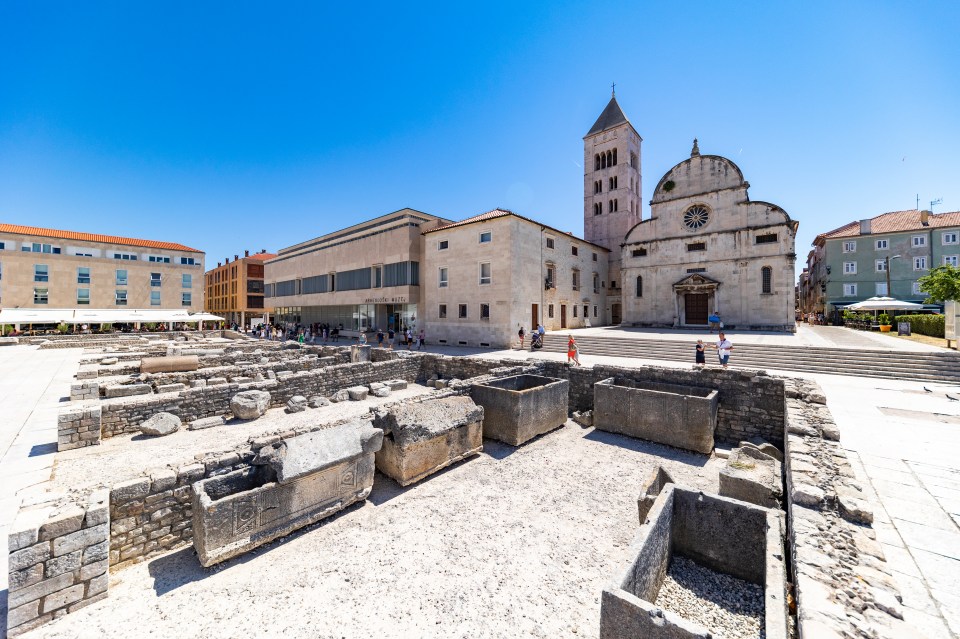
538 334 960 385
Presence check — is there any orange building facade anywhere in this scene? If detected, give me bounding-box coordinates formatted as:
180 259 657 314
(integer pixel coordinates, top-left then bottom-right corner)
204 249 275 328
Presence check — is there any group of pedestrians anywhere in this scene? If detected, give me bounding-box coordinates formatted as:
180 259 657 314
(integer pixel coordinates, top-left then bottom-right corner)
374 327 424 350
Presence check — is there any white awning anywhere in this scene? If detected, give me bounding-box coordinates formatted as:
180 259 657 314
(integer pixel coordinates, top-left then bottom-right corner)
845 297 926 311
0 308 224 324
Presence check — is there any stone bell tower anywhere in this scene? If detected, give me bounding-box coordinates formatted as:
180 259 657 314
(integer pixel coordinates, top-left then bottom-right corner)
583 89 642 322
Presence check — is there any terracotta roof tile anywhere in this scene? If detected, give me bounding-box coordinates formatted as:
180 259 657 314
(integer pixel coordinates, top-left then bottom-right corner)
245 252 277 261
816 210 960 241
0 223 203 253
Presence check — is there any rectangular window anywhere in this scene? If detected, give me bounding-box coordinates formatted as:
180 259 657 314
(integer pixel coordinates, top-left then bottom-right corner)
33 287 49 304
912 281 923 295
687 242 706 252
77 288 90 305
545 265 555 288
545 237 555 249
115 290 127 306
480 303 490 320
942 232 959 245
843 283 857 296
843 241 856 253
912 235 926 247
755 233 778 244
875 259 887 272
571 246 579 256
438 304 447 319
114 253 138 260
876 239 888 250
572 269 580 291
373 265 382 288
151 272 162 287
116 269 127 285
843 262 857 274
34 264 48 282
438 240 449 251
150 291 161 306
479 262 491 285
593 273 600 294
77 267 91 284
686 268 707 273
592 252 598 262
182 273 192 288
593 305 598 318
914 256 927 270
148 255 171 263
632 248 647 257
573 305 578 318
548 304 554 319
180 257 196 265
458 304 468 318
944 255 959 267
875 282 888 296
439 267 448 288
479 231 492 243
182 292 192 307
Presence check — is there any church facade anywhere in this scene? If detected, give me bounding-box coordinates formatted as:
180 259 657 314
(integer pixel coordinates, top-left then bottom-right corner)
582 96 798 332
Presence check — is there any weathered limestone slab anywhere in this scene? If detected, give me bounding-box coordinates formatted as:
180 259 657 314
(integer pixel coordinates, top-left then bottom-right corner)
191 421 383 566
138 412 181 437
384 379 408 391
470 374 568 446
373 396 483 486
189 415 226 430
285 395 307 413
140 355 199 373
103 384 151 398
230 390 270 419
346 386 369 401
593 377 719 454
601 486 788 639
719 447 783 509
155 383 185 394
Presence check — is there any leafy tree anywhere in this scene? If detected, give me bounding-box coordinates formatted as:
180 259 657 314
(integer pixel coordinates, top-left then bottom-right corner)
917 264 960 302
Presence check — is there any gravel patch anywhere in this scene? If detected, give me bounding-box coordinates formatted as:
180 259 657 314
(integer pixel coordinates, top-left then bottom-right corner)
655 555 764 639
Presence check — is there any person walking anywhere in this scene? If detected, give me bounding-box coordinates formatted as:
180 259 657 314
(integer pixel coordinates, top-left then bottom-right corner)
418 329 425 350
405 328 413 350
567 335 581 366
388 327 395 350
377 328 384 348
708 312 721 334
695 339 706 366
713 332 733 368
518 326 526 349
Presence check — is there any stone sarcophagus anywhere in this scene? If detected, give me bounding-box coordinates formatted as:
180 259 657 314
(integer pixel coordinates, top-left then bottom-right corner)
601 485 788 639
593 377 719 454
191 420 383 566
469 374 569 446
373 395 483 486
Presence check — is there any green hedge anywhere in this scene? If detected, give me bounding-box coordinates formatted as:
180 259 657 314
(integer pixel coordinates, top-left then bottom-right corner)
896 314 945 338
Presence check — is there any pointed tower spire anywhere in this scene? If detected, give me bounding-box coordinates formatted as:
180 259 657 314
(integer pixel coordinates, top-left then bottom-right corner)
691 138 700 157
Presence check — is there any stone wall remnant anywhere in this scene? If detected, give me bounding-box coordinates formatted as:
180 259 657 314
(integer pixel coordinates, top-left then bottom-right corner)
719 445 783 509
57 404 102 451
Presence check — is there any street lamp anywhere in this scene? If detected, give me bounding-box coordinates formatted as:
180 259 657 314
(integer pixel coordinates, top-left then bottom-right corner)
885 255 901 297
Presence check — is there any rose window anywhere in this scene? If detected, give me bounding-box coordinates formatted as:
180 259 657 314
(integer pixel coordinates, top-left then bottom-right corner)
683 206 710 230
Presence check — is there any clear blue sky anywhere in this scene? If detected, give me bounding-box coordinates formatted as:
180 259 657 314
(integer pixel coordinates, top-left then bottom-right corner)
2 1 958 278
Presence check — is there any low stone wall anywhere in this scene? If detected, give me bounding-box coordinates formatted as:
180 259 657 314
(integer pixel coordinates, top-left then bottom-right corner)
6 490 110 637
782 379 914 638
538 362 786 448
97 358 420 438
57 404 102 451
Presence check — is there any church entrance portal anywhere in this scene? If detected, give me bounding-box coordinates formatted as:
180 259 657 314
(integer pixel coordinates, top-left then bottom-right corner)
684 294 708 325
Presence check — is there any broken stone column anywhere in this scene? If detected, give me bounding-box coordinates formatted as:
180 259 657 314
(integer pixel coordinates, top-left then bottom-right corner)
191 420 383 566
373 396 484 486
140 355 199 373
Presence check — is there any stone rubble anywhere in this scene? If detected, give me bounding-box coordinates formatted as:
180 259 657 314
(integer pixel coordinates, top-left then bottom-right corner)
230 390 271 420
137 412 181 437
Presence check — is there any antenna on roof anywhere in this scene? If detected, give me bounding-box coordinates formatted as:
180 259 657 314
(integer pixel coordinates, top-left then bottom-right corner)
930 197 942 212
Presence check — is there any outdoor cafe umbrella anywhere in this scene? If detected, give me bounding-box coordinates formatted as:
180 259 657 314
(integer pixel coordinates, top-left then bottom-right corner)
845 297 925 311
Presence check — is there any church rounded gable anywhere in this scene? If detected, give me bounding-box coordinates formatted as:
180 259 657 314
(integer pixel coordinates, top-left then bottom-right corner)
651 155 746 205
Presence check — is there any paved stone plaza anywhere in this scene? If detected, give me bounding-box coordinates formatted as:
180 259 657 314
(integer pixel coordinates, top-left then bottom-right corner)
0 328 957 638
